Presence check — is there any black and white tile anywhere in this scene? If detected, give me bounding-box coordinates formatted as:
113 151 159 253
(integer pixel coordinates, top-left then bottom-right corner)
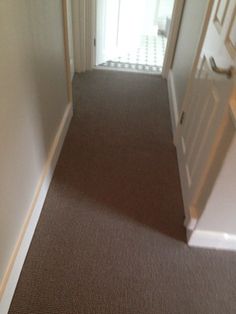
98 34 167 74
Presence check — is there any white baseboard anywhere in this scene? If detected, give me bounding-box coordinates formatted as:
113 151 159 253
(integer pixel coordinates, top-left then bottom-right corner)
0 103 73 314
167 70 179 140
184 206 198 231
188 229 236 251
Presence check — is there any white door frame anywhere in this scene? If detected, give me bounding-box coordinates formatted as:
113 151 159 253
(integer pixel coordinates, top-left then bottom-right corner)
65 0 75 81
72 0 96 72
93 0 185 77
63 0 73 103
72 0 185 75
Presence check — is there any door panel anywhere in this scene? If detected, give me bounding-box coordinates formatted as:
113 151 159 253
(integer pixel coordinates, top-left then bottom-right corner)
176 0 236 222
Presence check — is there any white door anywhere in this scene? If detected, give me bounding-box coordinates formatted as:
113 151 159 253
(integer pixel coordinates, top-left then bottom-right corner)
96 0 120 65
176 0 236 224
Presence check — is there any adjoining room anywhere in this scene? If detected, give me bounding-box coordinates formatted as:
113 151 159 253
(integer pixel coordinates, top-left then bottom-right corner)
96 0 175 74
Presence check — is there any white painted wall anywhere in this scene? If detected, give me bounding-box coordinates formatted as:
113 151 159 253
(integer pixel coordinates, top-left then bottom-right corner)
172 0 209 114
197 123 236 234
189 113 236 250
0 0 68 301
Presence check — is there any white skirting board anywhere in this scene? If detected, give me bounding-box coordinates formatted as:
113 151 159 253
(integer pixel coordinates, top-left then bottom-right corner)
167 70 179 141
0 103 73 314
188 229 236 251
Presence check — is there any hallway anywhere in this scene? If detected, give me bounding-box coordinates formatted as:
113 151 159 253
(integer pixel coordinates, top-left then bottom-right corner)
9 71 236 313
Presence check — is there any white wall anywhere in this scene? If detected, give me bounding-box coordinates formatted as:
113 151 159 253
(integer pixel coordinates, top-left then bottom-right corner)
197 123 236 234
0 0 69 306
171 0 209 114
188 113 236 250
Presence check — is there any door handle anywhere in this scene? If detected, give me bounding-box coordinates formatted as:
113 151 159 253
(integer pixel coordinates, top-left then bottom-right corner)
209 57 234 78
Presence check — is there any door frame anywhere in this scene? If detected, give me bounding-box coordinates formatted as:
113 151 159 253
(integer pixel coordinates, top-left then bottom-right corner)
73 0 185 76
62 0 73 103
72 0 96 72
65 0 75 81
93 0 185 77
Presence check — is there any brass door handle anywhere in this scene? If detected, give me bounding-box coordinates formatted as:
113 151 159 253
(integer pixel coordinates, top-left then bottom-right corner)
209 57 234 78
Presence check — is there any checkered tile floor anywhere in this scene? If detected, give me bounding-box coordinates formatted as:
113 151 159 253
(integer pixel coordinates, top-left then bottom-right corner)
98 34 167 74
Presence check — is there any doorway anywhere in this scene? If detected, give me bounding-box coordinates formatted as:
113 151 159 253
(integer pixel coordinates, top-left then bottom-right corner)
95 0 175 74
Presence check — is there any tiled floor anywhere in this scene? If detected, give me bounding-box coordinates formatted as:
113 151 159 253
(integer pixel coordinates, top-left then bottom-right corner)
98 34 167 74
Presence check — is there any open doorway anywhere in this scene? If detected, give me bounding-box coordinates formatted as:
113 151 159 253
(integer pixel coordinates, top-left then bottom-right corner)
95 0 175 74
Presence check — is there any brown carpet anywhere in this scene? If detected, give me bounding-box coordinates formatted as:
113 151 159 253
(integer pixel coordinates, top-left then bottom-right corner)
9 70 236 314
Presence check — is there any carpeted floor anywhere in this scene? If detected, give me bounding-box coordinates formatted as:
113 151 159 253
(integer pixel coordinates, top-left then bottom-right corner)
9 70 236 314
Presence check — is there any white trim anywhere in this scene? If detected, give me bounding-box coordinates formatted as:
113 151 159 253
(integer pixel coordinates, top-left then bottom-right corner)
188 229 236 251
91 0 96 67
71 0 81 72
162 0 185 78
167 70 179 142
72 0 95 72
0 103 73 314
63 0 73 103
184 206 198 231
65 0 75 80
229 101 236 129
74 0 185 76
